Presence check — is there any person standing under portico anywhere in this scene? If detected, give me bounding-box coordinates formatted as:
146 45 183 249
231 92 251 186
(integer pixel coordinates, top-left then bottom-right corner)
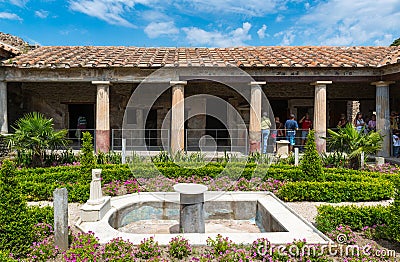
261 112 271 154
285 114 299 152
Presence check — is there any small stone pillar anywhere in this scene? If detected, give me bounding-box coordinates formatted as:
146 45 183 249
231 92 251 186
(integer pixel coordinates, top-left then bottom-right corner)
174 183 208 233
249 82 265 153
276 140 290 158
0 81 8 134
375 156 385 165
170 81 186 154
80 169 111 222
294 147 299 166
53 188 68 252
372 81 394 157
311 81 332 153
93 81 111 153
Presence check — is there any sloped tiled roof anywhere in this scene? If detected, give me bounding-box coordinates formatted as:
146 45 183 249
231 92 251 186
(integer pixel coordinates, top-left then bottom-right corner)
3 46 400 68
0 32 30 55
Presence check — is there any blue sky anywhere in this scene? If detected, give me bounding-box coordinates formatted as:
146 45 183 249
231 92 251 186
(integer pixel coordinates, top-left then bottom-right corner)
0 0 399 47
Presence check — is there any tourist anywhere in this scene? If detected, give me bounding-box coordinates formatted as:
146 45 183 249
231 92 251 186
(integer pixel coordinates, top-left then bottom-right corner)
390 112 399 130
299 113 312 148
337 114 347 128
284 114 299 152
271 116 283 153
353 112 365 133
367 114 377 132
261 112 271 154
275 117 284 140
393 130 400 158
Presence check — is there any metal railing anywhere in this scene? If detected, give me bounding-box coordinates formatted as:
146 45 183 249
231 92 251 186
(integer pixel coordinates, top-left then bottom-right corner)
268 128 313 152
112 129 170 151
185 129 248 154
65 129 96 150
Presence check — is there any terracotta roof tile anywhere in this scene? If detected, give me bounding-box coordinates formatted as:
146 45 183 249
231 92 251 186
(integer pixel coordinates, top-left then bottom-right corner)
2 46 400 69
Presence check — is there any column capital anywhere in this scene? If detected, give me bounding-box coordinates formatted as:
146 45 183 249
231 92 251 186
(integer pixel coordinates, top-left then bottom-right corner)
170 80 187 86
310 81 332 86
250 81 266 86
92 81 111 85
371 81 395 87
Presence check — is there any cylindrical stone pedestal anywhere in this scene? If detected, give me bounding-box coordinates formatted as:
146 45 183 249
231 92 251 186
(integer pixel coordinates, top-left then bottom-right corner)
173 183 208 233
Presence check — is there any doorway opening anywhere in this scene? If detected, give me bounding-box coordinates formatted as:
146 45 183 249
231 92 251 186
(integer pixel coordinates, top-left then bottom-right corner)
68 104 95 145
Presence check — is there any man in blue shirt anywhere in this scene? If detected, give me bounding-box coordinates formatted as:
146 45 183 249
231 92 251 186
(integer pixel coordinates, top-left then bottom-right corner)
285 114 299 152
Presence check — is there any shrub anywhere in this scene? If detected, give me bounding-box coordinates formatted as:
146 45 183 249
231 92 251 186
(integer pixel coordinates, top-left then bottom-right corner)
100 238 135 261
315 205 392 233
0 160 36 257
206 234 234 257
300 130 324 180
136 236 161 259
168 236 192 259
278 180 394 202
0 251 15 262
63 232 100 262
321 151 346 168
80 132 96 172
27 235 59 261
7 112 69 167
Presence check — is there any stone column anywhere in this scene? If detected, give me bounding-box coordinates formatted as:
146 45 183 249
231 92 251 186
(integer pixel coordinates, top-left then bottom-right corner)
0 82 8 134
372 81 394 157
170 81 186 153
93 81 111 153
311 81 332 153
249 82 265 153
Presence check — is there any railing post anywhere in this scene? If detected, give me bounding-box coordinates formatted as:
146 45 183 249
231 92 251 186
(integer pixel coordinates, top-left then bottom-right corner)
122 138 126 164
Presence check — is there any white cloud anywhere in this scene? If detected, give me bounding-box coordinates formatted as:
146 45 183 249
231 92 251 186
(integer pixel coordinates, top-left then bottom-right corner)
181 0 287 16
35 10 49 19
257 24 267 39
0 12 22 21
183 22 252 47
293 0 400 45
275 14 284 22
68 0 154 27
144 21 179 38
274 30 295 45
10 0 28 7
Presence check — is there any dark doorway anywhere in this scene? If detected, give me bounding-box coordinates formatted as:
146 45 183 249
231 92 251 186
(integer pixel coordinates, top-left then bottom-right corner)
68 104 95 148
145 109 158 148
270 100 289 122
68 104 95 133
205 98 230 150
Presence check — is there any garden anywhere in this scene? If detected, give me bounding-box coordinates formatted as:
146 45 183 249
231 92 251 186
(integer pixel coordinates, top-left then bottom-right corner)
0 112 399 261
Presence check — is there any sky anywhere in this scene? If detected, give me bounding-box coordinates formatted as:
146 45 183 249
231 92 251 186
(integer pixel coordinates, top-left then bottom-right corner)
0 0 399 47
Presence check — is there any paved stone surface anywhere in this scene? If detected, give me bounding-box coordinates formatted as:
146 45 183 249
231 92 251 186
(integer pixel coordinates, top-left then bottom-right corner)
119 219 260 234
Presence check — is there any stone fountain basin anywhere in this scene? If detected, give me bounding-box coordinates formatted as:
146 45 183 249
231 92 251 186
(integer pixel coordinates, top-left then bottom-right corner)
76 192 330 245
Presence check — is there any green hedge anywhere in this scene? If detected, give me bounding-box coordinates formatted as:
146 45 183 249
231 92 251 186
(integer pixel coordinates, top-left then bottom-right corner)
11 163 397 203
315 205 392 232
277 179 394 202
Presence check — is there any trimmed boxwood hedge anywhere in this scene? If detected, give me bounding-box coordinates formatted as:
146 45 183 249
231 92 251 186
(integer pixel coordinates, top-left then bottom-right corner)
12 163 397 203
277 180 394 202
315 205 392 233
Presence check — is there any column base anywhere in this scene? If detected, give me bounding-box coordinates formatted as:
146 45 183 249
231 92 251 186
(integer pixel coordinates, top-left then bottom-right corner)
95 130 110 153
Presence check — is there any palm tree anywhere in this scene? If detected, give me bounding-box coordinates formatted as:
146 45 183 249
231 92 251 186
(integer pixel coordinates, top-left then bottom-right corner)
7 112 69 167
325 123 383 169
